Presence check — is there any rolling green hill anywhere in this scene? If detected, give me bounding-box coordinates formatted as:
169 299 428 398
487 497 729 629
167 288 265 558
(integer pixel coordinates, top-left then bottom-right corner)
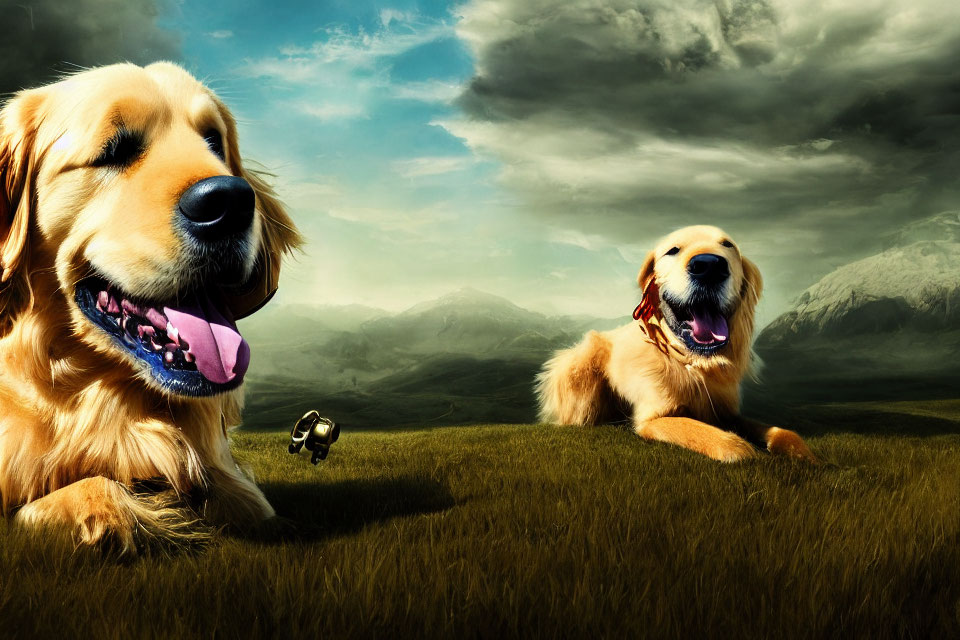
242 355 544 429
238 288 625 428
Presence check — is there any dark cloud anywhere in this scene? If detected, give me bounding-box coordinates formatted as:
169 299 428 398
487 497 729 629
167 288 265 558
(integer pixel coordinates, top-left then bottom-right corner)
0 0 180 96
448 0 960 307
458 0 956 147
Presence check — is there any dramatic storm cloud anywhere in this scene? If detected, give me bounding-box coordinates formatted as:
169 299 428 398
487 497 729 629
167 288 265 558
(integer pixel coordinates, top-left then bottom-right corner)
4 1 957 319
445 0 960 309
0 0 179 95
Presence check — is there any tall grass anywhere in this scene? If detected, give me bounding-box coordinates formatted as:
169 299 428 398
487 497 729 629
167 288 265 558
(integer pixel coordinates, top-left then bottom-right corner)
1 416 958 639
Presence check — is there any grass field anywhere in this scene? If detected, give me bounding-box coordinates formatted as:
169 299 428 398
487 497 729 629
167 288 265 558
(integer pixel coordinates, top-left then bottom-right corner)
1 404 959 639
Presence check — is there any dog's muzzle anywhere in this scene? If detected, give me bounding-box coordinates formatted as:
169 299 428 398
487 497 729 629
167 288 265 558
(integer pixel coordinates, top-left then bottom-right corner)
177 175 257 287
178 175 255 241
687 253 729 286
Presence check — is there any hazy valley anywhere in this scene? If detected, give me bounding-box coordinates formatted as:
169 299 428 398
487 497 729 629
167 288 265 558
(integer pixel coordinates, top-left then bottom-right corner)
239 288 626 428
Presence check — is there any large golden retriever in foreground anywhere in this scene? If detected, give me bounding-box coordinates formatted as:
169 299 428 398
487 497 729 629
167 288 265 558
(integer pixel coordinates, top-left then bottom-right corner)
537 225 815 462
0 63 301 551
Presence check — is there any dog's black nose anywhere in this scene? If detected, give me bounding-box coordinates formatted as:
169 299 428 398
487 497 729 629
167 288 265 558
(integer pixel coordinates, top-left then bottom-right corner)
177 176 255 241
687 253 729 285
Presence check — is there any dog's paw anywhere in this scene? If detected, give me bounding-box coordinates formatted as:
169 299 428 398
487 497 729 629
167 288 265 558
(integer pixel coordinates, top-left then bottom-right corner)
710 432 759 463
766 427 817 463
199 465 276 529
14 477 138 554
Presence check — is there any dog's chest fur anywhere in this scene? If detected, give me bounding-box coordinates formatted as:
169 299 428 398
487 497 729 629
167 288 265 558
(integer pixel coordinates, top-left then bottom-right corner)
0 316 220 510
605 322 743 422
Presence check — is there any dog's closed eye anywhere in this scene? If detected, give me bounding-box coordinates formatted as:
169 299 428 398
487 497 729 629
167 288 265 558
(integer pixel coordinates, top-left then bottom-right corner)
92 127 145 169
203 129 225 160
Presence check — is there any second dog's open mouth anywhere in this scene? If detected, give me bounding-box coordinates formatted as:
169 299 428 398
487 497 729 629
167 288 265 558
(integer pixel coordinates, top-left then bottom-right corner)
661 297 730 355
74 275 250 396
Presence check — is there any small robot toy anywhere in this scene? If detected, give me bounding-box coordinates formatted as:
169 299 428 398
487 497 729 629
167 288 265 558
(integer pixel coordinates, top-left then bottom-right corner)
288 410 340 464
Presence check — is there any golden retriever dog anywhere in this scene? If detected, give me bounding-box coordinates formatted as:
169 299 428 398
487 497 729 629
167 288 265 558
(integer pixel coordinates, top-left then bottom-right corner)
537 225 815 463
0 63 301 552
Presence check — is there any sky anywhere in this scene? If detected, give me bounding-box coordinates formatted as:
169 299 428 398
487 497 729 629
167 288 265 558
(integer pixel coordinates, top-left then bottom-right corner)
2 0 959 323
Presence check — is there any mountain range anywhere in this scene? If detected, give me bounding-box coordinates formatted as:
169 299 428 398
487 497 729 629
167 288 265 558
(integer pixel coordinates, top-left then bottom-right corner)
238 287 626 428
751 211 960 404
240 212 960 428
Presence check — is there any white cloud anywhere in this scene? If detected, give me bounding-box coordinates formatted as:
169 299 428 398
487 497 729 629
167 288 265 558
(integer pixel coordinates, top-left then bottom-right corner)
441 116 870 201
769 0 960 71
392 156 474 178
275 174 459 234
207 30 233 39
379 9 417 28
296 101 367 121
239 12 456 125
391 80 463 103
326 201 457 232
547 228 620 252
279 179 345 210
246 17 453 80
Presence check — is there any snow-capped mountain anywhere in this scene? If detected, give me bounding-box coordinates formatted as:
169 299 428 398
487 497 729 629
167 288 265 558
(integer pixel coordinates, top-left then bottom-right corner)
749 212 960 403
759 212 960 345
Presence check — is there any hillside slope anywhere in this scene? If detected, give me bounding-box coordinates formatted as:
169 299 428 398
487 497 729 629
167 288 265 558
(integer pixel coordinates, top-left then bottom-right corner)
239 288 626 427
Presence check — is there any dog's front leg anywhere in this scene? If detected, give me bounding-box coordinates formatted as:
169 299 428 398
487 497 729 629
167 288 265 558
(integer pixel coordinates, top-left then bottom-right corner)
199 464 275 529
634 416 758 462
728 416 817 462
13 476 188 554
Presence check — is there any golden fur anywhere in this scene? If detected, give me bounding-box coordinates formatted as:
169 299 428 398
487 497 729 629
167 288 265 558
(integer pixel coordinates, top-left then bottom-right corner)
0 63 302 552
537 225 815 462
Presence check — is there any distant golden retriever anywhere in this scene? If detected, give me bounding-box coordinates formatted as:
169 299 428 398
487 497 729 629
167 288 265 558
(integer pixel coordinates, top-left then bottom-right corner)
537 225 815 462
0 63 301 551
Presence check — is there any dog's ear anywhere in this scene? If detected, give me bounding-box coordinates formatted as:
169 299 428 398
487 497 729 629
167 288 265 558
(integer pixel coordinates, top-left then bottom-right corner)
0 91 42 285
733 256 764 374
740 256 763 309
213 96 303 319
0 91 44 330
636 251 656 289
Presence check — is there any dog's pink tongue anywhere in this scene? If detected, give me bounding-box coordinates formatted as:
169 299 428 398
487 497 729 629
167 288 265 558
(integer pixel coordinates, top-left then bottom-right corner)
163 292 250 385
687 311 729 344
